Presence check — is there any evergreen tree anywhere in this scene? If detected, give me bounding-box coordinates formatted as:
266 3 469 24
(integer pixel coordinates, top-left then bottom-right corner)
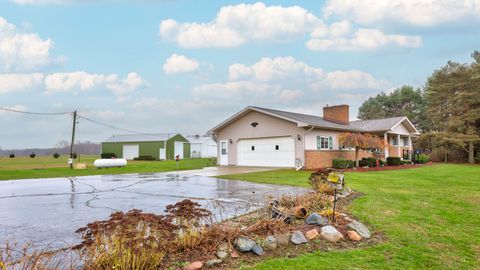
424 51 480 163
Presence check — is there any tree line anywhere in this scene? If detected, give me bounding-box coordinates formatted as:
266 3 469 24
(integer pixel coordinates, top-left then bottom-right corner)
358 50 480 164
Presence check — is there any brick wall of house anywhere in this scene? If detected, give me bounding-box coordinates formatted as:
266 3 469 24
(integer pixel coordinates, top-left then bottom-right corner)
322 105 349 125
388 146 409 158
305 150 373 169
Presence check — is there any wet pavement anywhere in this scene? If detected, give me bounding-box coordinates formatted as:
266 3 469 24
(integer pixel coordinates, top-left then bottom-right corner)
0 169 305 248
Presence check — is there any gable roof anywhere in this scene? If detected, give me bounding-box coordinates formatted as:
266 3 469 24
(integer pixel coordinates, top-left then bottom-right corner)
208 106 419 134
103 133 180 143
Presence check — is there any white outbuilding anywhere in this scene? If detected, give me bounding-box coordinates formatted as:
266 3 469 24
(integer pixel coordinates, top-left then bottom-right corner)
186 135 217 158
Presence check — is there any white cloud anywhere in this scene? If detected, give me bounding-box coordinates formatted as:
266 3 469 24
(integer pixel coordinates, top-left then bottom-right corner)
0 17 55 71
319 70 388 90
323 0 480 27
228 56 323 81
278 89 303 102
163 54 200 75
45 71 148 95
307 27 422 51
159 2 320 48
0 73 44 94
106 72 149 95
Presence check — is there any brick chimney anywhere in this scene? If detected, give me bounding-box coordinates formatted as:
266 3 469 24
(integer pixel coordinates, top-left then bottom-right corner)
323 104 350 125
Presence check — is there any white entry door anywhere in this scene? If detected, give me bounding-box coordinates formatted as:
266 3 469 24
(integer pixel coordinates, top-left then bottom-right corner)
237 137 295 167
159 148 166 160
174 141 184 159
219 140 228 165
123 144 139 160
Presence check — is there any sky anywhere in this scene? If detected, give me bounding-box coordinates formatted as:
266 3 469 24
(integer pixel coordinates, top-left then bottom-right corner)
0 0 479 149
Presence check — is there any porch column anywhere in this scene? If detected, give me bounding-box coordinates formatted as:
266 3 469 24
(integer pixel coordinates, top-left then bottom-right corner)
408 135 412 160
384 132 389 159
397 134 401 159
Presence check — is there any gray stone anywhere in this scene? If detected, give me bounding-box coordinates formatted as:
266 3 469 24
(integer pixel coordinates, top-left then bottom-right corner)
320 225 344 242
216 250 229 260
235 237 256 252
275 233 291 246
264 235 278 250
205 259 222 267
252 244 264 256
305 213 329 225
347 221 371 238
290 230 308 245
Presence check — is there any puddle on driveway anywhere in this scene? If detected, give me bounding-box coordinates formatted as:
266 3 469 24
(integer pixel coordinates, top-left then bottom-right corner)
0 172 305 248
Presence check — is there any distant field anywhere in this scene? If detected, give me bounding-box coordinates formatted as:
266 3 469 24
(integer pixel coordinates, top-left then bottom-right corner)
0 155 216 180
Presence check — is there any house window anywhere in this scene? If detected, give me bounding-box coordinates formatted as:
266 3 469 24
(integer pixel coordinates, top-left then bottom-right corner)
403 137 409 147
392 136 398 146
275 145 279 150
221 142 227 155
316 136 330 150
251 146 255 151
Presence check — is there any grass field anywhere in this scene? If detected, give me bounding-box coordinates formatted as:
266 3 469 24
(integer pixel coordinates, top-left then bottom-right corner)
0 155 216 180
219 164 480 269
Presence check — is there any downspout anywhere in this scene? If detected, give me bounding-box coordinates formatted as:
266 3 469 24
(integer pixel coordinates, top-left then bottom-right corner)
299 125 315 170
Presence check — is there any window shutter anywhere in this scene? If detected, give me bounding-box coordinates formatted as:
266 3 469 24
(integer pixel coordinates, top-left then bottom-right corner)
328 136 333 149
316 136 321 150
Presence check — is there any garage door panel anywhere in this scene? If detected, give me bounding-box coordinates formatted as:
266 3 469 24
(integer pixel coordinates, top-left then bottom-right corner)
237 137 295 167
123 144 139 160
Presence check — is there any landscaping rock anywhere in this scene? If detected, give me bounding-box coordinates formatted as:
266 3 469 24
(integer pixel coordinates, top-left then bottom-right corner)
230 250 239 258
347 221 371 238
305 213 329 225
252 244 264 256
184 261 203 270
206 259 222 268
320 225 344 242
290 230 308 245
216 250 229 260
305 229 319 240
275 233 291 246
347 230 362 241
264 235 278 250
235 237 256 252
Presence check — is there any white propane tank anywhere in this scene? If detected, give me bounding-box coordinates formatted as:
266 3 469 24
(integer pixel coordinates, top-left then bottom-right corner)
94 159 127 168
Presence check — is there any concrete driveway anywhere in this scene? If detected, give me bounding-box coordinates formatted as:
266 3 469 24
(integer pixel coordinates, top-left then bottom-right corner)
179 166 276 176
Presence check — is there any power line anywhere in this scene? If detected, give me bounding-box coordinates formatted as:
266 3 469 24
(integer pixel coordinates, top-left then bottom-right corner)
0 107 72 115
77 114 146 134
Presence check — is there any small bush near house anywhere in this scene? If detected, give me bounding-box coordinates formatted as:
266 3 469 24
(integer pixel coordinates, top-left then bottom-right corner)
53 153 60 159
100 153 116 159
29 153 36 158
9 153 14 158
417 154 429 164
387 157 401 166
134 155 156 161
332 158 354 169
72 153 77 159
401 160 412 165
362 157 378 167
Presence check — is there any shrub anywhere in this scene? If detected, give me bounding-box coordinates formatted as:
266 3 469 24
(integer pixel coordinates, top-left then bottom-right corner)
417 154 429 164
386 157 401 166
72 153 77 159
100 153 116 159
362 157 378 167
401 160 412 165
134 155 156 161
53 153 60 159
332 158 354 169
9 153 14 158
29 153 36 158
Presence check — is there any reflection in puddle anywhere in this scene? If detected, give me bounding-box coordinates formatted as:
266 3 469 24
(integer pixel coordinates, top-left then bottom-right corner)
0 172 305 249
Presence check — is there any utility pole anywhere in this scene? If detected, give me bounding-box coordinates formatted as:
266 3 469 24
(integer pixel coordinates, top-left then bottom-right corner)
69 110 77 169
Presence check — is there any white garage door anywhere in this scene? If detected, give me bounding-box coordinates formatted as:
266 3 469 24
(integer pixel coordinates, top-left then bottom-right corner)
123 144 139 160
237 137 295 167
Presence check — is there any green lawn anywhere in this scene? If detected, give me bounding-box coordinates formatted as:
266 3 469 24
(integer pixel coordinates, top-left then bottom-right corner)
0 155 215 180
218 164 480 269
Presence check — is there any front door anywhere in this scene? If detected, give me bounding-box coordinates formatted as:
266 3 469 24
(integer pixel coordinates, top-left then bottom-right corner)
219 140 228 165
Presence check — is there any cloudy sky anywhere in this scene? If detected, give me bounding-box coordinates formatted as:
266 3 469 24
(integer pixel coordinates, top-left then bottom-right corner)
0 0 479 149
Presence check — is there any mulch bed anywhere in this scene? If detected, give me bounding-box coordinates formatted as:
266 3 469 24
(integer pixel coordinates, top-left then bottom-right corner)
341 163 433 172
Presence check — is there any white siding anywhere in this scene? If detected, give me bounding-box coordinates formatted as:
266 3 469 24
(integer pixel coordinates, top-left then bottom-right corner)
305 130 344 150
